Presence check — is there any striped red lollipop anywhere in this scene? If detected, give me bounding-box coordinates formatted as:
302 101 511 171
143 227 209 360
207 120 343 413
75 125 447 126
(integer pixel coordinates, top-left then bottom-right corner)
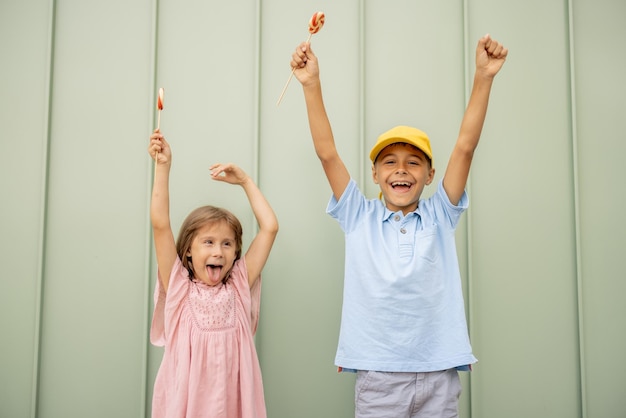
156 87 164 129
157 88 164 112
277 11 326 106
154 87 165 178
308 11 325 35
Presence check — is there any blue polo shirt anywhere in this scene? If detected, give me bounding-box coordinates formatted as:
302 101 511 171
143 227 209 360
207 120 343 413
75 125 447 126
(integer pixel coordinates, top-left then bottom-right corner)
327 179 477 372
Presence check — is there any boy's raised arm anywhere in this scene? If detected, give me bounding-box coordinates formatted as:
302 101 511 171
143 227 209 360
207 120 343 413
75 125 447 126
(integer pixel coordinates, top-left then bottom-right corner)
292 42 350 201
444 35 508 205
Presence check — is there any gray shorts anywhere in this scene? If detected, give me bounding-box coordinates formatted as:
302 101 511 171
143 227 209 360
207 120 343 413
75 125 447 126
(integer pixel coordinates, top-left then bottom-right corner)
354 369 462 418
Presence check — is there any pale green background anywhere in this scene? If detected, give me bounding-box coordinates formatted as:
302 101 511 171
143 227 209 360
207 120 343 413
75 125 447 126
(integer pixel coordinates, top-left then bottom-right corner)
1 0 625 417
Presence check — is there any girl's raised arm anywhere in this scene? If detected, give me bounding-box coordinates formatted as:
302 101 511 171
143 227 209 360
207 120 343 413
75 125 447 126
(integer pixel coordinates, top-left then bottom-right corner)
149 130 178 291
210 163 279 288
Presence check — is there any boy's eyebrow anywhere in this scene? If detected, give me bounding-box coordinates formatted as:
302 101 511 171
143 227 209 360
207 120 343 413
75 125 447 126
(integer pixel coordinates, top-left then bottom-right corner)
379 150 427 160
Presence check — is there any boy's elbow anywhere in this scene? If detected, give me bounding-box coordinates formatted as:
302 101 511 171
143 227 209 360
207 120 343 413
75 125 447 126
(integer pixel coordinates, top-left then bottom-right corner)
318 152 341 169
453 141 477 160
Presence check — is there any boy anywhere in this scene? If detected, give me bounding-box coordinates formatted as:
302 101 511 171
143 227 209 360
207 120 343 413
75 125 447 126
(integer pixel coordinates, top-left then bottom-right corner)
290 34 508 418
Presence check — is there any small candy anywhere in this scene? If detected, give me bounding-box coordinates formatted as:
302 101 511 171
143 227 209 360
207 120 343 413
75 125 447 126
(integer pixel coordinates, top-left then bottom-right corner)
308 11 325 34
157 87 164 110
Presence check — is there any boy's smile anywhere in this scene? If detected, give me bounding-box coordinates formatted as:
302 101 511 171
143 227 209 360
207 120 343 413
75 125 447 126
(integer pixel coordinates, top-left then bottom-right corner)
372 143 435 215
390 180 413 193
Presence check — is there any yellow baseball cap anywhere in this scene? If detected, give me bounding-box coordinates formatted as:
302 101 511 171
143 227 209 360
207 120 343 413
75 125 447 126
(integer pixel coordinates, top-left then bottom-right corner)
369 126 433 165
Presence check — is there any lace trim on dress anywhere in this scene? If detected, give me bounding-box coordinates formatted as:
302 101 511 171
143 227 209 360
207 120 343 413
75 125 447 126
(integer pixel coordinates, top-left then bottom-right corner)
186 281 237 331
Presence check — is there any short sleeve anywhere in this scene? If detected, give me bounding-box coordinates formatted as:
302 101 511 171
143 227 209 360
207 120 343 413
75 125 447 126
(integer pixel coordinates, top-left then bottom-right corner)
230 258 262 335
149 257 189 346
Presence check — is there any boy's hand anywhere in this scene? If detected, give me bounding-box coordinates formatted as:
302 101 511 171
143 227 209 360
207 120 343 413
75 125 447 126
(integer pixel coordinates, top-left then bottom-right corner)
476 34 508 79
292 42 320 87
210 163 249 186
149 129 171 165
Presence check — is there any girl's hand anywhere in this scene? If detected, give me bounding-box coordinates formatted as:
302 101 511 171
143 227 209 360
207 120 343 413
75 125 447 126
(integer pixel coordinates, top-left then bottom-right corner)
148 129 172 165
210 163 249 186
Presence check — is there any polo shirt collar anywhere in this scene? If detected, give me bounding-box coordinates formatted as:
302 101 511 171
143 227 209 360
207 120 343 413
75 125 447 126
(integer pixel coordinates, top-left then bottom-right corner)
381 204 422 222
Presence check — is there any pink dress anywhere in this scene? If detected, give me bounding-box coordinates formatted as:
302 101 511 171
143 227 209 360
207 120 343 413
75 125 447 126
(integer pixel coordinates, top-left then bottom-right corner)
150 256 266 418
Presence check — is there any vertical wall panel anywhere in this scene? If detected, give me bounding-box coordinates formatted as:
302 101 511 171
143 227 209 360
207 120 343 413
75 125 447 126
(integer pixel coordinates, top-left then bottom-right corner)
573 1 626 417
258 1 360 417
37 0 154 416
468 1 581 417
145 1 260 416
0 1 51 417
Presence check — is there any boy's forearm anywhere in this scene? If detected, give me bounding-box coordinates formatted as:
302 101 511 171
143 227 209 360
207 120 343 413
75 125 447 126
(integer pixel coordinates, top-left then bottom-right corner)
457 74 495 150
302 81 336 161
303 81 329 135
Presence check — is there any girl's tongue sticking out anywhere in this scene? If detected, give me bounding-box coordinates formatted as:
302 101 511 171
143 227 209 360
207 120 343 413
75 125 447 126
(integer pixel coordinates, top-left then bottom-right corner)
206 265 222 284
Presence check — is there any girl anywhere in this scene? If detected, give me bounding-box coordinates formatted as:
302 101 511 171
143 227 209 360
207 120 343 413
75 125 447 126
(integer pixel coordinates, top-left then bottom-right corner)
148 129 278 418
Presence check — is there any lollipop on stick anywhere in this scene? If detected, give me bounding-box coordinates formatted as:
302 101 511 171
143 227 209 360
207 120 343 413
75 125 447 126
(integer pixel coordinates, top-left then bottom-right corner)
155 87 164 176
276 11 325 106
157 87 164 129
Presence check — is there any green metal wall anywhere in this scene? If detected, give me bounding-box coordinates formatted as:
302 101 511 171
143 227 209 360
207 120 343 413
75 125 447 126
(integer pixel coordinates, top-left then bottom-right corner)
1 0 624 417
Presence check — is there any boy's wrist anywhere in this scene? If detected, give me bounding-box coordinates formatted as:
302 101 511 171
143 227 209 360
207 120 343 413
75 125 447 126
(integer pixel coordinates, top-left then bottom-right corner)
302 78 322 91
474 70 496 83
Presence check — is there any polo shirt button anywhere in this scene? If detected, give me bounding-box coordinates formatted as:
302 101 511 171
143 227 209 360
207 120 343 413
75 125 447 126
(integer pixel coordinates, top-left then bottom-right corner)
394 215 400 221
400 228 406 234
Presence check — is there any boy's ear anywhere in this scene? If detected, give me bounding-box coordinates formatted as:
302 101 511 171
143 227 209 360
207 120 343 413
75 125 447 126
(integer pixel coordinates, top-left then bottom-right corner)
371 164 379 184
425 167 436 185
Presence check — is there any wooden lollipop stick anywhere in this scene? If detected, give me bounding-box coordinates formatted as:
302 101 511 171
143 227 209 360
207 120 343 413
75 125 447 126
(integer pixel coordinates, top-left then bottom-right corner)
276 12 325 106
276 33 312 106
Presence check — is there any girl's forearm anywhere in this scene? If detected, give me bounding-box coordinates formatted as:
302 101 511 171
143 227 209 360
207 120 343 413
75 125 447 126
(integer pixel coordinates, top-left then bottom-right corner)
151 165 171 230
241 178 279 234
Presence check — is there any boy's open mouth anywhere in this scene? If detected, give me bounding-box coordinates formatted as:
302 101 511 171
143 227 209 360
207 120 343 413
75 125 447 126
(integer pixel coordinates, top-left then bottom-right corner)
391 181 412 192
